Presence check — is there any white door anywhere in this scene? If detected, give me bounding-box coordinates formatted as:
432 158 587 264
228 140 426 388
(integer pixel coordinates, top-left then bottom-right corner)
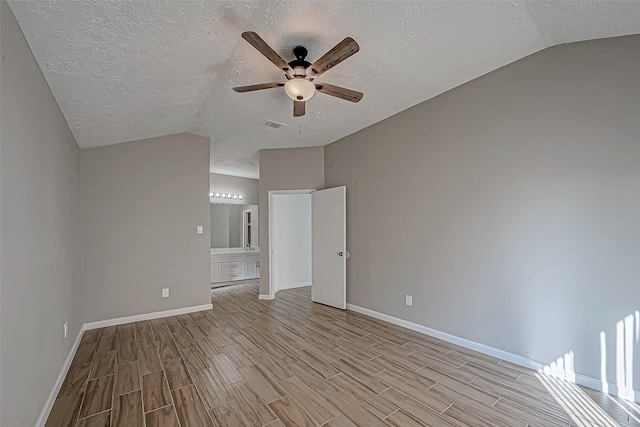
312 186 346 309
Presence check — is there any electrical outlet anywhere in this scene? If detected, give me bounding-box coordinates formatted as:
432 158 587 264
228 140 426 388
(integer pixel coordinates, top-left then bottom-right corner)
64 322 68 339
196 225 204 234
405 295 413 307
162 288 170 298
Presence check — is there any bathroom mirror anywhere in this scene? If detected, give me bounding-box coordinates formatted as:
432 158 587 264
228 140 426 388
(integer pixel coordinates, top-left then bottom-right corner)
210 204 258 249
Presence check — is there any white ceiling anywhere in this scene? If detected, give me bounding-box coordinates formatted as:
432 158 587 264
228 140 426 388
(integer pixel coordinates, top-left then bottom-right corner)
9 1 640 178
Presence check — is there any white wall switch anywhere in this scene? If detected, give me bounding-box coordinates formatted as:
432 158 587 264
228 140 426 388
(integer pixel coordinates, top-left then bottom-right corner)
405 295 413 306
162 288 170 298
64 321 68 338
196 225 204 234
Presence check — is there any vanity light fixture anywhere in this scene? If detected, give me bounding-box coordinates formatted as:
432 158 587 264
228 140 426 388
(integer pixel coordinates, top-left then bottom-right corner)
210 192 244 200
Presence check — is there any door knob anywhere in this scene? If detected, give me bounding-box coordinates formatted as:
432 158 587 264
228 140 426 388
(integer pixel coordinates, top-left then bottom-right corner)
338 251 344 257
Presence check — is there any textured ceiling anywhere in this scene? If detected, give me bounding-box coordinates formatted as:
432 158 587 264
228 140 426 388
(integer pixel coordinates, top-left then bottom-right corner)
8 1 640 178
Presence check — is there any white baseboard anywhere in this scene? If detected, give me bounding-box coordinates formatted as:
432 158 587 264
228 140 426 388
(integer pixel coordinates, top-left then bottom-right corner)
277 282 311 291
35 326 85 427
347 303 639 404
263 283 311 301
84 303 213 330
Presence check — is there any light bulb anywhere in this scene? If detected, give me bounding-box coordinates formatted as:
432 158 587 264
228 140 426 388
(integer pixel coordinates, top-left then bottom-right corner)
232 195 238 199
214 193 220 197
238 195 243 200
284 78 316 101
209 192 213 197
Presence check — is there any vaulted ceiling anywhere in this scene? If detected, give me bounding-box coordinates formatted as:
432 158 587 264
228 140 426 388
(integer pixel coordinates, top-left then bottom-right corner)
9 1 640 178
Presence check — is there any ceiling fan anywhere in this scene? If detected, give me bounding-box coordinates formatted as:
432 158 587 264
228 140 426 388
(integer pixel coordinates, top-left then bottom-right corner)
233 31 363 117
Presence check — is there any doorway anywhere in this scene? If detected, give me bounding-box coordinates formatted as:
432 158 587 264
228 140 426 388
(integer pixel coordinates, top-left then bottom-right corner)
242 208 253 248
268 187 347 309
270 191 313 297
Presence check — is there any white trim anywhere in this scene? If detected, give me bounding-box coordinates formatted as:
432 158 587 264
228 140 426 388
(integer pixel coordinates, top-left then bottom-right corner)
84 304 212 330
278 282 311 291
35 326 85 427
346 303 640 404
268 189 316 300
258 294 273 300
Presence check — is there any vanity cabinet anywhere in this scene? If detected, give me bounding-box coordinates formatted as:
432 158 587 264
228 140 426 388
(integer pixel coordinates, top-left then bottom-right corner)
210 256 220 283
245 258 258 279
211 250 259 284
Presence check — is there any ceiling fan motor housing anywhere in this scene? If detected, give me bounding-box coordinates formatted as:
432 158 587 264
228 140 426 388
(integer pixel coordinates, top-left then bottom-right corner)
289 46 311 77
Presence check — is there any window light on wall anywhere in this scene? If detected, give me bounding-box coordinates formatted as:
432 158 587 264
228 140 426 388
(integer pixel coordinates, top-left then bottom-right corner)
209 192 243 200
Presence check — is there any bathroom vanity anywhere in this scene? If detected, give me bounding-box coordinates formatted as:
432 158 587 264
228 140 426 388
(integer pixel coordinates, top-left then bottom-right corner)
210 248 260 285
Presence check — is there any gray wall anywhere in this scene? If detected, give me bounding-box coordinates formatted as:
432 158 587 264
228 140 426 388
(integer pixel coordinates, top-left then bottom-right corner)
210 173 259 205
1 2 83 425
325 35 640 390
259 147 324 296
81 133 211 323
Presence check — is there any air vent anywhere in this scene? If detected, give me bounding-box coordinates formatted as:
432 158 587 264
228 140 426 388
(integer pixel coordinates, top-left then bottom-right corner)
262 120 287 129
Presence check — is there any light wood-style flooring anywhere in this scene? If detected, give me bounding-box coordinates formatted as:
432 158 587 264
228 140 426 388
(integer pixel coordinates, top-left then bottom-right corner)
46 282 640 426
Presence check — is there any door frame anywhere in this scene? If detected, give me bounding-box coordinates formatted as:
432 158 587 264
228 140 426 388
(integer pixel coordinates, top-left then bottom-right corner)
268 189 316 300
242 208 251 248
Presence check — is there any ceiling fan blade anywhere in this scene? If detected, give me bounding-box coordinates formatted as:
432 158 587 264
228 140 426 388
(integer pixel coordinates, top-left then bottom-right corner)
315 82 363 103
232 82 285 93
306 37 359 79
293 100 305 117
242 32 292 77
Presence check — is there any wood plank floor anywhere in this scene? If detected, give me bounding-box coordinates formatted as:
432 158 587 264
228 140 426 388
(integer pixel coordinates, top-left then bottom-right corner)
46 282 640 426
